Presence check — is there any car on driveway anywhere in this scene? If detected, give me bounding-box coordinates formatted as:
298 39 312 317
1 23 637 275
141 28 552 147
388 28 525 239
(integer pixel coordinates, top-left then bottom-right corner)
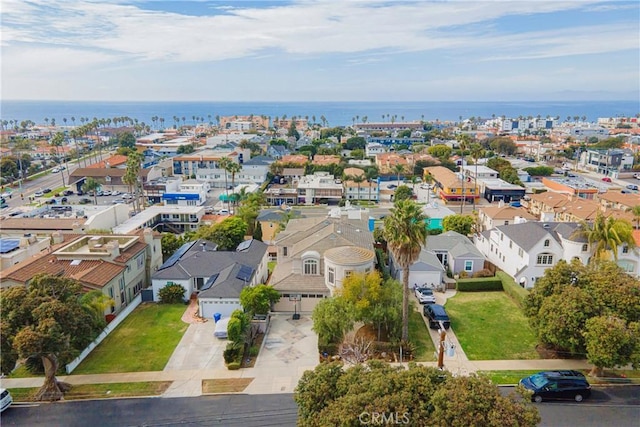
520 370 591 403
423 304 450 329
415 287 436 304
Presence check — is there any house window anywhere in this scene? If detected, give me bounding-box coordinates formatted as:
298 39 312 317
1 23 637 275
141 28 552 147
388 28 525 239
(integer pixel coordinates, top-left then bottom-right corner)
536 253 553 265
464 261 473 272
582 244 588 252
504 221 509 225
328 267 335 285
500 233 503 241
622 246 629 254
304 259 318 275
509 241 512 249
137 255 144 270
543 239 550 247
283 247 288 256
518 248 523 257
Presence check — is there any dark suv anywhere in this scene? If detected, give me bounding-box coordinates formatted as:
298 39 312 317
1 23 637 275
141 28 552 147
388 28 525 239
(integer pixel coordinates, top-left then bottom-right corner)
520 370 591 403
423 304 450 329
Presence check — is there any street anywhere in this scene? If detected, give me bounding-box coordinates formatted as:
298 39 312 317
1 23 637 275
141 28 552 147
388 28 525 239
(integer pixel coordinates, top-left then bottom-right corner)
1 386 638 427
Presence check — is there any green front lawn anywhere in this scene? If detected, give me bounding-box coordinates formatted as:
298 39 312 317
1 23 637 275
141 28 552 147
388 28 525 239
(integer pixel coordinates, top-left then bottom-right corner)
445 292 539 360
409 307 436 362
73 303 188 374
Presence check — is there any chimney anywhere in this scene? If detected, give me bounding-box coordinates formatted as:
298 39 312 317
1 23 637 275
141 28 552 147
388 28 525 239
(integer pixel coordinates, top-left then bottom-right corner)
51 231 64 244
105 241 120 259
143 228 154 246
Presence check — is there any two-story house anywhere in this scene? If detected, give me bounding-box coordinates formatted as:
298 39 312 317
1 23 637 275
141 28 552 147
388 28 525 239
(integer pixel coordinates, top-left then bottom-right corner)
424 166 479 204
270 215 375 313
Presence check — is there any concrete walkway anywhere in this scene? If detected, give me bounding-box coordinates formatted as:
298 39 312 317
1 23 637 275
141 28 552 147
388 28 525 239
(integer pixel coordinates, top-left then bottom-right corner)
0 306 600 396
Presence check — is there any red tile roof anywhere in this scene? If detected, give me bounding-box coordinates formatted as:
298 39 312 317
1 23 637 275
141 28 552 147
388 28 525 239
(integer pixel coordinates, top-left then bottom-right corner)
87 154 129 169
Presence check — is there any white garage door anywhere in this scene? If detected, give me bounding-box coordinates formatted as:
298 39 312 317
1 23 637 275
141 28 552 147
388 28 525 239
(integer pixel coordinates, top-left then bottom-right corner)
199 299 242 320
408 271 442 289
272 292 328 312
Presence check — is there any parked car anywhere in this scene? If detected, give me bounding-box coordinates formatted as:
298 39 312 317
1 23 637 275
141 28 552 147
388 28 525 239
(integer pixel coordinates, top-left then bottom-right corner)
34 190 44 197
601 177 611 182
634 173 640 180
62 190 74 196
60 197 68 203
111 190 121 196
42 188 52 194
626 184 638 191
519 370 591 403
44 198 56 205
112 198 125 204
415 287 436 304
423 304 450 329
122 193 133 199
79 198 92 204
0 388 12 413
101 190 112 196
52 167 60 173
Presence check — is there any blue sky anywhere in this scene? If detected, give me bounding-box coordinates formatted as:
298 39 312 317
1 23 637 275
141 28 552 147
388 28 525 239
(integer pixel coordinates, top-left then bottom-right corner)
2 0 639 101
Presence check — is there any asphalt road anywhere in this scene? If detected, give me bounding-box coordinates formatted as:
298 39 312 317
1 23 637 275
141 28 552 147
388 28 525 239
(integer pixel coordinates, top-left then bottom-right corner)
2 386 638 427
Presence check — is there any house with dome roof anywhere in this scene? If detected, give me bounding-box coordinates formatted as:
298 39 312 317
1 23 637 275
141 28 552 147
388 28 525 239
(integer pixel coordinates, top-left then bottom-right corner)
270 214 375 313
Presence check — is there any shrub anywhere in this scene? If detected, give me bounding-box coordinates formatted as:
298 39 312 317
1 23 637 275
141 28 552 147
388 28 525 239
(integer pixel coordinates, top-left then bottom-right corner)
158 283 186 304
248 346 260 357
497 271 529 308
223 342 243 364
456 277 503 292
318 342 339 356
473 269 494 278
458 271 469 279
226 362 241 370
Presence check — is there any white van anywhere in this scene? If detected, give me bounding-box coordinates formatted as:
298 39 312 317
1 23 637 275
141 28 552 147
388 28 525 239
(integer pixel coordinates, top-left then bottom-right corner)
0 388 13 412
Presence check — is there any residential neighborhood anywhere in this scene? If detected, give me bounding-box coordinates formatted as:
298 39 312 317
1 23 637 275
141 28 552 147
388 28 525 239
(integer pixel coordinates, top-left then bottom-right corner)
1 112 639 424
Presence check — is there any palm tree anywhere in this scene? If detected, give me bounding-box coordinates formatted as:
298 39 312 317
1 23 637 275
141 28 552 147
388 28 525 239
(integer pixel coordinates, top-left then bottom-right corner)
392 163 404 185
632 205 640 229
82 177 101 205
351 174 365 203
575 213 636 261
456 134 471 214
80 290 115 324
365 168 378 202
226 161 242 206
383 200 428 342
218 157 233 212
469 143 484 207
123 152 143 213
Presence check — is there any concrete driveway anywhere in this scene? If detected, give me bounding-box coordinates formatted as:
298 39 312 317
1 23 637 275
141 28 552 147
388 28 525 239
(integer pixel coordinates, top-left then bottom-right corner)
164 320 227 372
244 313 319 394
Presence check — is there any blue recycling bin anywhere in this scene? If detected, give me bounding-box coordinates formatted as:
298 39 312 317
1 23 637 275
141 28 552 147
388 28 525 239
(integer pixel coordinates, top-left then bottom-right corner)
213 313 221 323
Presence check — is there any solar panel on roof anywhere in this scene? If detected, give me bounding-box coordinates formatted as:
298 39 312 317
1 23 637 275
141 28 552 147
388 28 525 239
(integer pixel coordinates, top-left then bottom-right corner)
236 265 253 282
201 273 219 291
158 240 198 270
236 239 252 252
0 239 20 254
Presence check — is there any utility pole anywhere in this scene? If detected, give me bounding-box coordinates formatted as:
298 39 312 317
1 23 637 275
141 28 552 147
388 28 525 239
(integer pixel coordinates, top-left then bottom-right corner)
437 326 446 369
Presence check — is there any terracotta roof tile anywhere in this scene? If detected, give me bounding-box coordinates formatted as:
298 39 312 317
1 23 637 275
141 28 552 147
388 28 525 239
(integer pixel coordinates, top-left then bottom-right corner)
86 154 129 169
112 241 147 263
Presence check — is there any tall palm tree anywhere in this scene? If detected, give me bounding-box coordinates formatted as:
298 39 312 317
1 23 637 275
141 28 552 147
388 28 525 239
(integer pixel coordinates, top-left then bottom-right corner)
456 134 471 214
82 177 101 205
469 143 484 207
225 161 242 207
350 174 365 203
383 200 428 342
575 213 636 261
123 152 143 213
631 205 640 229
218 157 233 212
392 163 404 184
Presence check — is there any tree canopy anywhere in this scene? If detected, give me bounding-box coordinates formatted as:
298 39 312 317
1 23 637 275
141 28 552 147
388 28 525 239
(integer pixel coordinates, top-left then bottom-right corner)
239 284 281 315
294 361 540 427
427 144 452 159
195 216 248 250
1 274 105 400
393 185 413 202
442 214 475 236
524 259 640 375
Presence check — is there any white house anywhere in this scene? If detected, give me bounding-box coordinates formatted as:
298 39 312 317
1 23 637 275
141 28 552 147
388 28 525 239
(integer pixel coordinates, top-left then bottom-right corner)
151 239 269 318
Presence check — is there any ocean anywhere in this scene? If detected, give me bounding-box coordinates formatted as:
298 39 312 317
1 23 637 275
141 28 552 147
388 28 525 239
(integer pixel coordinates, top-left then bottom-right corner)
1 100 638 128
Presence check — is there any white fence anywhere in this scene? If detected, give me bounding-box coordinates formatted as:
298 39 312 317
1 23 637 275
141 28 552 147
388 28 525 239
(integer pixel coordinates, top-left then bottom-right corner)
65 294 143 374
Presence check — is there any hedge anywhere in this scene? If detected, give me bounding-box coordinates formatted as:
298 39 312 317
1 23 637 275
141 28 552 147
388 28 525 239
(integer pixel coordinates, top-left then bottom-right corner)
497 271 529 308
456 277 503 292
